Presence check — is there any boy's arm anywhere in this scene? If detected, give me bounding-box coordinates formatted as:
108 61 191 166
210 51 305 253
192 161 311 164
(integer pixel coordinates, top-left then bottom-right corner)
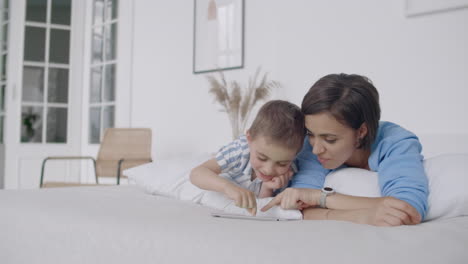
189 158 231 193
258 167 294 198
190 158 257 214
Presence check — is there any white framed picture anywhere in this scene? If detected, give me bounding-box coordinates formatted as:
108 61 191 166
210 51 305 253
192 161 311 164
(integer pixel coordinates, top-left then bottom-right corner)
193 0 244 74
406 0 468 17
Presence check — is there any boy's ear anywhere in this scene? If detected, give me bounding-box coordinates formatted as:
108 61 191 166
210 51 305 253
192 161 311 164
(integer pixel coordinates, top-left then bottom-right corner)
246 130 252 143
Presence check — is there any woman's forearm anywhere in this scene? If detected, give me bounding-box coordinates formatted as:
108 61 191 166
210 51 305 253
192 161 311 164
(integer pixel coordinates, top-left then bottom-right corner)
292 188 383 210
308 189 419 222
302 198 421 226
263 188 420 226
302 207 366 224
301 208 330 220
326 193 384 210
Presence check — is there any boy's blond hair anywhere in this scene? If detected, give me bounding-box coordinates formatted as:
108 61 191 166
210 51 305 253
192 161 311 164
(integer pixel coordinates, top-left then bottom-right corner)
249 100 305 152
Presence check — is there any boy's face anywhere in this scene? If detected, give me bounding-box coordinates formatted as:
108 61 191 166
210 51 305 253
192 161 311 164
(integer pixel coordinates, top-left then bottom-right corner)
246 133 297 182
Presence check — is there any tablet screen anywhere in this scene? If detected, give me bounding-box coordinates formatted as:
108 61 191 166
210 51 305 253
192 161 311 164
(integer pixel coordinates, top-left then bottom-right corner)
210 211 297 221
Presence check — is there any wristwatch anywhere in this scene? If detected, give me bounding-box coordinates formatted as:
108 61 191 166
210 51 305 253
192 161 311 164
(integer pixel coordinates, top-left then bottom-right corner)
319 187 335 209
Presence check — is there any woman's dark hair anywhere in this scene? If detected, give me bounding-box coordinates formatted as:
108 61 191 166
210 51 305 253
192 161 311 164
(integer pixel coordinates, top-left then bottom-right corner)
301 73 381 150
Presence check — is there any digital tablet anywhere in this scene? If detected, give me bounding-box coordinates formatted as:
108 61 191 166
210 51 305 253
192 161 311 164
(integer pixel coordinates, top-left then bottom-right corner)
210 211 298 221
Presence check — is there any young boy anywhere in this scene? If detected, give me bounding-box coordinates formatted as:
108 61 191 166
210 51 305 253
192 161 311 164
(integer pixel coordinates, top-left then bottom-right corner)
190 100 305 215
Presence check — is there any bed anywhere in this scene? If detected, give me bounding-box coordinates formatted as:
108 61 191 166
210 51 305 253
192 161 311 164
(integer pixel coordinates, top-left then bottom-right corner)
1 184 468 264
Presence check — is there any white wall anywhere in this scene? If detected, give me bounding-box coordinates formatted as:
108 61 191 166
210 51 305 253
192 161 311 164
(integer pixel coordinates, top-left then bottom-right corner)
131 0 468 159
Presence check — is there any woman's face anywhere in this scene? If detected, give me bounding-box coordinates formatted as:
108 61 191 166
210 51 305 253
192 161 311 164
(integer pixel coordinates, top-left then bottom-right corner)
304 112 361 169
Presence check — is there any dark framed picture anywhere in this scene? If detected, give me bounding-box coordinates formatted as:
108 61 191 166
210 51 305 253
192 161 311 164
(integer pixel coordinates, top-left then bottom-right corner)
406 0 468 17
193 0 244 74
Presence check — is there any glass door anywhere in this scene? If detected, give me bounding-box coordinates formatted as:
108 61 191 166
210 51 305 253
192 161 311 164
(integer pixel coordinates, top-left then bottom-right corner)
4 0 85 189
3 0 132 189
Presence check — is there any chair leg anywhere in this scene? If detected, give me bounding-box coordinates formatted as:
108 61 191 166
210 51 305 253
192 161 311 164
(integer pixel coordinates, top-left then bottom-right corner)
40 158 50 188
92 159 98 184
117 159 124 185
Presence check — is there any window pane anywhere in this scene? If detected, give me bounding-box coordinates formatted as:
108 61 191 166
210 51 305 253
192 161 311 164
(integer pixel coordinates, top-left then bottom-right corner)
51 0 71 25
106 0 118 20
48 68 68 103
91 26 103 63
0 115 3 143
1 54 6 80
0 84 5 111
46 107 67 143
1 23 7 52
22 66 44 102
2 0 8 20
24 26 46 62
104 64 115 101
21 106 43 143
93 0 104 25
26 0 47 23
89 107 101 144
103 105 114 132
49 29 70 64
104 23 116 61
1 1 8 21
90 66 102 103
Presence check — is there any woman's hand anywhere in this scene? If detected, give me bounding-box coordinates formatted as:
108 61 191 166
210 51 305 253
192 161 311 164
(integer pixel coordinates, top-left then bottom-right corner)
223 183 257 216
359 197 422 226
261 188 320 212
261 187 422 226
262 168 294 192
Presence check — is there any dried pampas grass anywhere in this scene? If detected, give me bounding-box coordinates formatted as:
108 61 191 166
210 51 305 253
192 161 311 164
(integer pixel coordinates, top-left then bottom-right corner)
207 68 280 139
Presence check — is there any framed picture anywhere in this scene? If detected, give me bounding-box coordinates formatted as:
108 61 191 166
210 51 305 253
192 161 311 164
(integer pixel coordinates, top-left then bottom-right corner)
406 0 468 17
193 0 244 74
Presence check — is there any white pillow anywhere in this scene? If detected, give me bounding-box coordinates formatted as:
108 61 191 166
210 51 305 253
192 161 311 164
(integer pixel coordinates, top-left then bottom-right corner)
125 153 213 202
324 168 381 197
324 153 468 221
423 153 468 220
124 154 302 220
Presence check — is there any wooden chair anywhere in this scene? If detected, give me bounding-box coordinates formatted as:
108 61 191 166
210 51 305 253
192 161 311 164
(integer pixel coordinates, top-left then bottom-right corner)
40 128 152 188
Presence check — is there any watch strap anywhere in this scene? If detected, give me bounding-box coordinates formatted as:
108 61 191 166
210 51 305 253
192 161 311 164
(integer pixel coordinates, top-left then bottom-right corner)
319 187 335 209
319 191 328 208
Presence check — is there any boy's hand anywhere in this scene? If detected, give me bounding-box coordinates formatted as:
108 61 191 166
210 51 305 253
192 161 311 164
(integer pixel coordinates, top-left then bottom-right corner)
262 168 294 191
224 183 257 216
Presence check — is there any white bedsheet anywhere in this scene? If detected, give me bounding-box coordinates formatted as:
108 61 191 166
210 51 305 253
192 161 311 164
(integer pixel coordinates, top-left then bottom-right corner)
1 186 467 264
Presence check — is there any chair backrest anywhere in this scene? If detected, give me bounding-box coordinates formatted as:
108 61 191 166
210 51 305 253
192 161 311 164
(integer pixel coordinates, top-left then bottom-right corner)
96 128 152 178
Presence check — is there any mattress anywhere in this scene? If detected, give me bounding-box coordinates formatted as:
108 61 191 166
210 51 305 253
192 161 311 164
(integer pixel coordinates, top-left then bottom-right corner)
1 185 467 264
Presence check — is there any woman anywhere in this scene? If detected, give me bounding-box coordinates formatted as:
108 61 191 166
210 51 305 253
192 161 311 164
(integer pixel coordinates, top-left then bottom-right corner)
261 73 428 226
